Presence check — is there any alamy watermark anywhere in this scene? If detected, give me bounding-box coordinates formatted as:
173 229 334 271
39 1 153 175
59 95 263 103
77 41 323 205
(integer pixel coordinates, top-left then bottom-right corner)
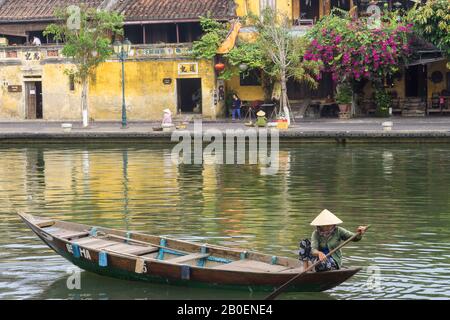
171 121 280 175
66 267 81 290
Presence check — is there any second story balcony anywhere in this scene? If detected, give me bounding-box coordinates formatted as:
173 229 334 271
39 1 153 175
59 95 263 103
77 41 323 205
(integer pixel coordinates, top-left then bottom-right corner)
0 43 194 66
292 0 428 27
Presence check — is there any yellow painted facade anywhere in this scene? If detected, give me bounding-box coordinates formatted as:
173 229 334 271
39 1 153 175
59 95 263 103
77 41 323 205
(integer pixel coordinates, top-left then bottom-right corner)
0 45 221 121
89 59 217 120
427 60 449 100
235 0 293 19
227 69 266 102
1 1 449 120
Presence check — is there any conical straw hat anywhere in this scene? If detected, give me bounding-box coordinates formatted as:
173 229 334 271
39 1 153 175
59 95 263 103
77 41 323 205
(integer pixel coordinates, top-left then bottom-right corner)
257 110 266 116
310 209 343 226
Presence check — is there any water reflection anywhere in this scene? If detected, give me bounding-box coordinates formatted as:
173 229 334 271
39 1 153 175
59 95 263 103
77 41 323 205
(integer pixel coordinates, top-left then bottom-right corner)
33 270 334 300
0 144 450 299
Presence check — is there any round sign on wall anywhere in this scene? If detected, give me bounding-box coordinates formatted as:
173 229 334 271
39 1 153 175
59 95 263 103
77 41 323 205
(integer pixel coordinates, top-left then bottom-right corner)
431 71 443 84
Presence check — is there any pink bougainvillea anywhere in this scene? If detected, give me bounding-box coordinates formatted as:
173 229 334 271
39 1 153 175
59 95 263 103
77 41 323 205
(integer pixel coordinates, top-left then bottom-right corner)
304 12 412 84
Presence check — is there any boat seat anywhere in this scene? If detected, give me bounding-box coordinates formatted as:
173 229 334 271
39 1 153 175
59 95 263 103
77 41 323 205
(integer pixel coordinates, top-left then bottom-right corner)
60 231 90 240
72 238 119 249
103 243 159 256
36 220 56 228
212 260 291 273
51 229 89 239
166 253 210 264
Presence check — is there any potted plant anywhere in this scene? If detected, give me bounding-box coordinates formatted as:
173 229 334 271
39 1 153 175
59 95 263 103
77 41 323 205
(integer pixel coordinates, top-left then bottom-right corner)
374 88 391 117
335 82 352 113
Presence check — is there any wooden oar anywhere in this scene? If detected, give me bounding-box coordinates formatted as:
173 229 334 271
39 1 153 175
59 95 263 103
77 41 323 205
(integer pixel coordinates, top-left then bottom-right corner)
265 225 371 300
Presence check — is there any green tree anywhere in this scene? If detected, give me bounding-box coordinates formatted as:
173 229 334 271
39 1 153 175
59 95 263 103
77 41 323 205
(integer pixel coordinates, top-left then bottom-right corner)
193 11 321 124
248 8 320 124
407 0 450 68
191 16 229 59
44 6 124 127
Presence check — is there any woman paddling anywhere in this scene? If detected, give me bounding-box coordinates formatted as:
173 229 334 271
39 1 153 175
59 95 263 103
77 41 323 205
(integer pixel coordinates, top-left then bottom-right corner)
299 209 368 272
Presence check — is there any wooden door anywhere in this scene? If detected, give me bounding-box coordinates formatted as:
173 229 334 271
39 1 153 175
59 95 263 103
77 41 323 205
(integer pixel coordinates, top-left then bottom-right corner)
25 82 37 119
417 65 427 99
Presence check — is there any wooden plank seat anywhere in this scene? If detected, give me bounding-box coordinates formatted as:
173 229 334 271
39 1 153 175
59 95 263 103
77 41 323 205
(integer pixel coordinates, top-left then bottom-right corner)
51 230 90 239
166 253 210 264
103 243 159 256
72 238 119 249
212 260 291 273
36 220 56 228
60 231 90 239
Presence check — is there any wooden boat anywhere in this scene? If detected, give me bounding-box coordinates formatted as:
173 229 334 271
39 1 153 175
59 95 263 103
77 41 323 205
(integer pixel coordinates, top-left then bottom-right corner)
18 212 361 293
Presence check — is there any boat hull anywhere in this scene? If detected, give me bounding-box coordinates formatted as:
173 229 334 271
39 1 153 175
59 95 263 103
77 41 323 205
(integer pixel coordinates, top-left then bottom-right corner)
21 214 361 293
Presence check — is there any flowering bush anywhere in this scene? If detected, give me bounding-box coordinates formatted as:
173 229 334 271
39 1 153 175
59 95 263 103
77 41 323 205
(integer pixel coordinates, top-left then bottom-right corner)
304 9 412 84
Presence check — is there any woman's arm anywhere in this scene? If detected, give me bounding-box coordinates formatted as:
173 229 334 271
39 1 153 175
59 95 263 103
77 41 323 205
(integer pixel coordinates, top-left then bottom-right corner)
339 226 364 242
311 231 327 262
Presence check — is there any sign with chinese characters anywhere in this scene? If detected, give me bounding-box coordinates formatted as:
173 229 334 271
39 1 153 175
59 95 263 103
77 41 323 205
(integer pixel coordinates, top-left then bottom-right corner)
178 62 198 75
24 51 42 61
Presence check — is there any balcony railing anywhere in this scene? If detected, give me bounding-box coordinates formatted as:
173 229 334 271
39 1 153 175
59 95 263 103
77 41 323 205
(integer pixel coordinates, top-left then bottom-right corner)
0 43 193 63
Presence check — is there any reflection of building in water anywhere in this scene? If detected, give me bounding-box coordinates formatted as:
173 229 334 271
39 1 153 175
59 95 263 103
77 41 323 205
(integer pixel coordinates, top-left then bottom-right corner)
0 149 28 210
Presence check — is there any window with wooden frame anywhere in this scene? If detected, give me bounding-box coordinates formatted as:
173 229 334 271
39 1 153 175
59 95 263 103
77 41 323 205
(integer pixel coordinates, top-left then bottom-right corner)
240 69 262 86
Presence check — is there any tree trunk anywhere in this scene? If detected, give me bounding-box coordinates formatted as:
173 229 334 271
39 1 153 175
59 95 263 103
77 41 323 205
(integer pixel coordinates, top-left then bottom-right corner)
81 78 89 127
280 71 290 126
351 92 356 117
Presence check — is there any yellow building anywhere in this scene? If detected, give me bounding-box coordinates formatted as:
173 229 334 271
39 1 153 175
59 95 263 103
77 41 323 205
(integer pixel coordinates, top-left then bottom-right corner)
0 0 448 120
0 0 236 121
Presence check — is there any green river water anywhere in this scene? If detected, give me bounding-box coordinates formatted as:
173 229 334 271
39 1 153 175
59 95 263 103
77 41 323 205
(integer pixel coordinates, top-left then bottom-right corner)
0 143 449 299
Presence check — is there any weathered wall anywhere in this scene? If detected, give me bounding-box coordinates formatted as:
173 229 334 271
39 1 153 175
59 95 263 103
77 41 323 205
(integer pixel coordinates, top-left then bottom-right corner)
0 48 219 121
428 60 449 99
227 73 265 102
0 64 23 119
42 62 82 120
88 59 217 120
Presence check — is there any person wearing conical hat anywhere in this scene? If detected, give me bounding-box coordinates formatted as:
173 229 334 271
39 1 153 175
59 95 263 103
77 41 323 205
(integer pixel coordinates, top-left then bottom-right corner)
299 209 367 272
256 110 267 127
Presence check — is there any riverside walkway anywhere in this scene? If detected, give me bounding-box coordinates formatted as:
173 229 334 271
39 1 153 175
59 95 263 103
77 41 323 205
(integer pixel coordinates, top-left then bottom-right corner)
1 117 450 142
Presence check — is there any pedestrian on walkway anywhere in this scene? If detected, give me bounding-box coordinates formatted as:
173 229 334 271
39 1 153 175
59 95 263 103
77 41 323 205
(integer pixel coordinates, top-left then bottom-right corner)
231 94 242 121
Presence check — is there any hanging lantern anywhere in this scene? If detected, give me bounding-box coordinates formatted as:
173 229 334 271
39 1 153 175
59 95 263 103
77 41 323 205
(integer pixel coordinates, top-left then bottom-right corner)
239 63 249 72
214 63 225 72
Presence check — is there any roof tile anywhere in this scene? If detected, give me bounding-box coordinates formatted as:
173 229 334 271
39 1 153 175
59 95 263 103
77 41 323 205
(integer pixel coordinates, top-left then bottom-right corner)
0 0 236 22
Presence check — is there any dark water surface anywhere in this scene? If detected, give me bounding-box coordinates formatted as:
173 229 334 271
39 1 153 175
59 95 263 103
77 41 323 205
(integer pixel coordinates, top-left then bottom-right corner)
0 143 449 299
